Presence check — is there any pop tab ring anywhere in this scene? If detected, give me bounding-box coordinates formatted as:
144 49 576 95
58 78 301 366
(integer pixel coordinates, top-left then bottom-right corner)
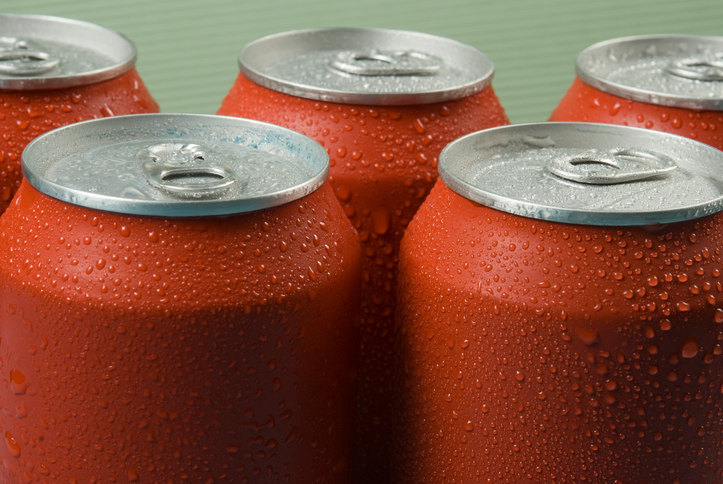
22 114 330 217
438 123 723 226
138 143 236 199
0 14 137 90
0 37 59 76
574 35 723 110
665 55 723 82
238 28 495 105
330 50 442 76
547 148 678 185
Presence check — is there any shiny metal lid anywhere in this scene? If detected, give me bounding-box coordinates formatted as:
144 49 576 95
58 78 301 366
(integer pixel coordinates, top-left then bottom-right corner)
577 35 723 111
439 123 723 226
22 114 329 217
239 28 494 105
0 14 136 90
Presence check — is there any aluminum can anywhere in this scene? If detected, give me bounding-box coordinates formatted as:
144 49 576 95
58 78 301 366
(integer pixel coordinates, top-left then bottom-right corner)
394 122 723 483
550 35 723 150
0 14 159 214
216 28 509 482
0 114 362 483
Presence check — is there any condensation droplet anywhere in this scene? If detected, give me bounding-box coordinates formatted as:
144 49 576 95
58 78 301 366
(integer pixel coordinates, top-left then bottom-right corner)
574 327 600 346
715 309 723 324
10 370 27 395
371 209 391 235
681 338 699 358
5 431 20 457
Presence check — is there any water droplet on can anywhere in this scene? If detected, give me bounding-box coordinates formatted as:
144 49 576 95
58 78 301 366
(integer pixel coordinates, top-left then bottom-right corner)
5 431 20 457
681 338 699 358
574 327 600 346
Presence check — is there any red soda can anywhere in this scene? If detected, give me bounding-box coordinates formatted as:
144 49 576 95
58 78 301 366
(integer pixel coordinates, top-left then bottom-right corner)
550 35 723 150
0 14 159 214
395 122 723 483
0 114 361 483
217 28 509 482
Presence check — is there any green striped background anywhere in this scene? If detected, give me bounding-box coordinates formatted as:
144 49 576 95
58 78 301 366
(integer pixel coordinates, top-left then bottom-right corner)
4 0 723 123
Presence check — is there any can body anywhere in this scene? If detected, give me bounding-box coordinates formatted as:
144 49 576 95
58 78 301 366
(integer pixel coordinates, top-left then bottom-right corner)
550 35 723 151
218 73 509 481
395 179 723 482
550 77 723 150
0 68 159 213
0 180 361 482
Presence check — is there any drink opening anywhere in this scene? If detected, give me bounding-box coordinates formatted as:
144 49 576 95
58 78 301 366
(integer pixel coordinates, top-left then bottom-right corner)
139 143 237 198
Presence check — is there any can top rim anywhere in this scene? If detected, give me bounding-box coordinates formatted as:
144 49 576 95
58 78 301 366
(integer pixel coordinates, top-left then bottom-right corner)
439 122 723 226
0 14 136 90
22 114 330 217
238 27 494 106
576 34 723 111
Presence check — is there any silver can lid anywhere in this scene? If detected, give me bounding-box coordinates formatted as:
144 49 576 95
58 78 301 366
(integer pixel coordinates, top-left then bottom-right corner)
439 123 723 226
22 114 329 217
239 28 494 105
577 35 723 111
0 14 136 90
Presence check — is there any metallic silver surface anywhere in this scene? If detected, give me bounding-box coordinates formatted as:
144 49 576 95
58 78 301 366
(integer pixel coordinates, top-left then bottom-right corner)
329 50 442 77
0 14 136 90
22 114 329 217
138 143 238 198
546 148 678 185
0 37 60 76
239 28 494 105
576 35 723 110
439 122 723 226
665 55 723 81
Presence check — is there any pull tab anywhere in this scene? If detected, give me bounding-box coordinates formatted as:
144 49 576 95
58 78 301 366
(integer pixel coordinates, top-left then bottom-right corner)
665 55 723 81
547 148 677 185
0 37 60 76
139 143 236 198
330 50 442 76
